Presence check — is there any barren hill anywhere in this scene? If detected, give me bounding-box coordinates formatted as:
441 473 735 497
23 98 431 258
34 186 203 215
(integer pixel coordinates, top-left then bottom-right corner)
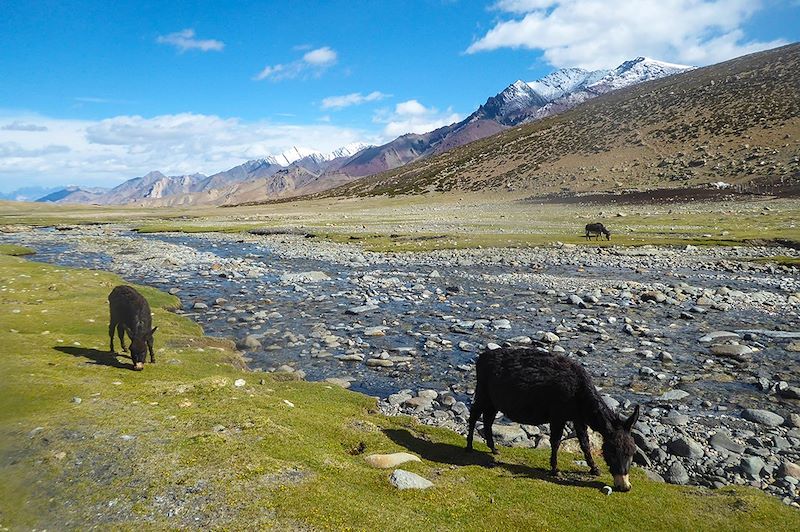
322 44 800 199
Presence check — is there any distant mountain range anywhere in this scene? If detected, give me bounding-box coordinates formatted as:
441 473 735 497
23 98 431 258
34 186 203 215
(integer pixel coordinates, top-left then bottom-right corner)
32 56 693 206
0 185 61 202
328 44 800 200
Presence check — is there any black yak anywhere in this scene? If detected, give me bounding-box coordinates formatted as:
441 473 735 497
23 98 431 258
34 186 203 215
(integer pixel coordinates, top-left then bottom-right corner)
585 223 611 240
466 347 639 492
108 285 157 371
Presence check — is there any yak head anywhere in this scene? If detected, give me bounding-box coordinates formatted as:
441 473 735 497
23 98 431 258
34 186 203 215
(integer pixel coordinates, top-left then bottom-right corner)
125 325 157 371
601 405 639 491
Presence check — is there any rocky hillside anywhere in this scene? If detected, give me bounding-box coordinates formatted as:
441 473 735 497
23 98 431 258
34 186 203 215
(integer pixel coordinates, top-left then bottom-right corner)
324 44 800 199
334 57 691 178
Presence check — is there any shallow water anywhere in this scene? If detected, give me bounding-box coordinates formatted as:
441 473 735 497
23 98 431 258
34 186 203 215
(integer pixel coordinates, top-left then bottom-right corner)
5 229 799 413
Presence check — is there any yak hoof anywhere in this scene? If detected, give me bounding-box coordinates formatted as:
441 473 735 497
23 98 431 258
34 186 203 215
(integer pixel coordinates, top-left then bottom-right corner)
550 469 560 477
589 467 600 476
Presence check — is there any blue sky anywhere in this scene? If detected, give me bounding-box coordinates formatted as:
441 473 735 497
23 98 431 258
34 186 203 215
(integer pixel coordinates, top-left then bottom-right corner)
1 0 798 192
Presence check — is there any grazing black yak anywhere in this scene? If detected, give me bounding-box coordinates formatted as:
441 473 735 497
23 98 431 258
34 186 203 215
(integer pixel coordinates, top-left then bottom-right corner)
108 285 157 371
585 223 611 240
466 347 639 492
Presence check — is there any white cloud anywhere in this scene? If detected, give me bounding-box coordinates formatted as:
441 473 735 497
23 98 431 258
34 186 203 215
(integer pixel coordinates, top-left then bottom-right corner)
493 0 558 13
321 91 389 110
374 100 461 138
303 46 337 66
0 112 377 190
255 46 338 81
156 28 224 53
1 121 48 132
468 0 787 69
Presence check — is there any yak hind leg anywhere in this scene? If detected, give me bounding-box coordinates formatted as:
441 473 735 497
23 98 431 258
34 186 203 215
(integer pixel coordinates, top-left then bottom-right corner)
549 419 567 476
466 400 483 452
117 324 127 352
109 320 117 353
482 408 499 455
575 422 600 475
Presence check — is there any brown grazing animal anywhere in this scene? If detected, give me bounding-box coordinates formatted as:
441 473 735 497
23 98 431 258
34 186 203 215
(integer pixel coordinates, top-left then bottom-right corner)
466 347 639 492
585 222 611 240
108 285 157 371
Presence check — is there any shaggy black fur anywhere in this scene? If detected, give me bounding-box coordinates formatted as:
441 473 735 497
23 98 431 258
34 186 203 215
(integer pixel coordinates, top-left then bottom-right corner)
466 347 639 490
108 285 157 370
585 223 611 240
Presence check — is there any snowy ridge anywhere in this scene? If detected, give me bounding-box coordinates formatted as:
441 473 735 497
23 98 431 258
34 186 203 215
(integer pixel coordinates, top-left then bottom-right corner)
589 57 694 92
526 67 609 102
260 143 370 166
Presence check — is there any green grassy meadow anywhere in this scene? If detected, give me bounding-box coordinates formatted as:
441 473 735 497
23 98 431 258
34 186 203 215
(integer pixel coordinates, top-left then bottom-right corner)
1 247 798 530
3 194 797 253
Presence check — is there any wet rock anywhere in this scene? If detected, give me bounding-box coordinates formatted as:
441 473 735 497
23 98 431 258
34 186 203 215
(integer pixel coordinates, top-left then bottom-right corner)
363 326 388 337
492 424 528 445
403 396 433 410
418 389 438 400
540 332 560 343
663 411 689 426
458 341 476 352
656 389 690 402
324 377 351 388
740 456 765 478
641 291 666 303
667 436 704 459
279 271 330 283
568 295 586 307
237 335 262 350
644 469 665 483
742 408 784 427
366 358 394 368
336 354 365 362
710 344 752 360
665 461 690 485
778 461 800 479
388 391 413 406
778 386 800 400
601 394 619 410
699 331 740 343
389 469 433 490
346 304 379 315
709 432 745 454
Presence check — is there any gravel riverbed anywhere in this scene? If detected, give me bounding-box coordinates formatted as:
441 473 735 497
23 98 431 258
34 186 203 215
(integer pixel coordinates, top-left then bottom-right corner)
4 225 800 505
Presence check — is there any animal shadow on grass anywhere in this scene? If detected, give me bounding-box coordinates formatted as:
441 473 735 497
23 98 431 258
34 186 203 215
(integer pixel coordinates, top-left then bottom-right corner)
54 346 134 370
384 428 607 491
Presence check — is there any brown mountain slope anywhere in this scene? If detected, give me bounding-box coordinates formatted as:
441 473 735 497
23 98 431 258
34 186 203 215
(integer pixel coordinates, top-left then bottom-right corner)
321 43 800 199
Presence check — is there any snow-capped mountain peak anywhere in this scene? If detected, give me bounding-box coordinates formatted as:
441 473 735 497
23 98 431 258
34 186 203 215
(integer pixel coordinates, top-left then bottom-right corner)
592 57 694 91
260 143 370 166
526 67 609 102
312 142 372 162
263 146 318 166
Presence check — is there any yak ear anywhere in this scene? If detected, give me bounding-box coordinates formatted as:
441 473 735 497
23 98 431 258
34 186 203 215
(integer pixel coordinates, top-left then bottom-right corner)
624 405 640 431
150 326 158 336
